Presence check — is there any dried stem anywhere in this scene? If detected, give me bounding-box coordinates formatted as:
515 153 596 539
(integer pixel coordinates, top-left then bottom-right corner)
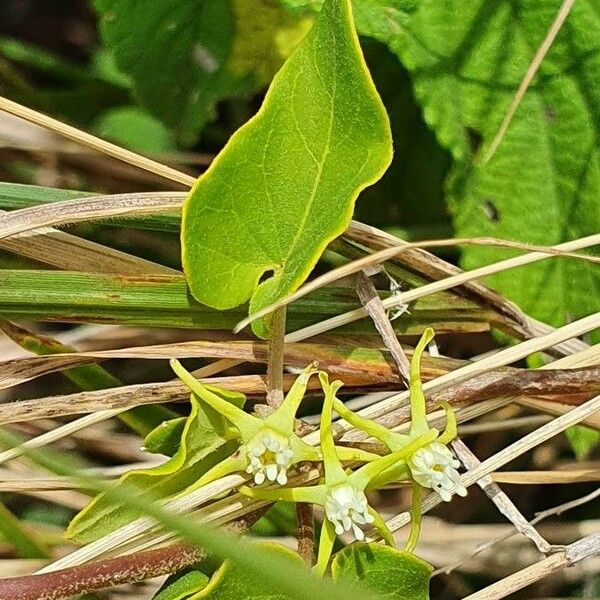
0 508 269 599
355 270 410 384
462 533 600 600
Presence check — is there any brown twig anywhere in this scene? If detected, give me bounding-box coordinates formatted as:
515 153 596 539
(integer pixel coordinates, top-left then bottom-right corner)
296 503 315 567
428 366 600 407
0 543 202 600
355 271 410 384
0 509 268 600
451 439 551 554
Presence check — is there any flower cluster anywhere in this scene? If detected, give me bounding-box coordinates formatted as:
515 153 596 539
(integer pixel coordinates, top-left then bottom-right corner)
173 327 466 574
171 359 376 490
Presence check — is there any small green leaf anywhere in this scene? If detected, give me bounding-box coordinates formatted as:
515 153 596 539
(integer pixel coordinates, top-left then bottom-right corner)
93 106 176 153
190 542 305 599
144 417 188 457
154 568 209 600
565 425 600 461
229 0 313 84
182 0 392 337
67 388 245 543
332 543 431 599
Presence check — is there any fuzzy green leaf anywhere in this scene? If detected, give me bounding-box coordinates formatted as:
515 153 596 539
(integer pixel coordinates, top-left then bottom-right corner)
182 0 392 338
355 0 600 331
67 388 244 543
332 543 431 599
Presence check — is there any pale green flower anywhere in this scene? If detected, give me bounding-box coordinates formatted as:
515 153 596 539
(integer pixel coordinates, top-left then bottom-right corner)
241 372 436 575
171 360 377 489
332 327 465 551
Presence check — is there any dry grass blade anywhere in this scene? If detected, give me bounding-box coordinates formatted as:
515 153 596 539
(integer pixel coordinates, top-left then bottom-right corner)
0 373 396 426
345 222 589 356
327 312 600 435
0 94 196 187
0 193 183 240
235 234 600 333
452 439 551 554
436 489 600 576
0 339 452 390
462 533 600 600
490 470 600 484
0 211 178 275
0 410 127 466
483 0 577 163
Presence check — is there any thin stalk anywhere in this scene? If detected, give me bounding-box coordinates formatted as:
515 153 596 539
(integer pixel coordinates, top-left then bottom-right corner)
266 307 287 408
296 503 315 567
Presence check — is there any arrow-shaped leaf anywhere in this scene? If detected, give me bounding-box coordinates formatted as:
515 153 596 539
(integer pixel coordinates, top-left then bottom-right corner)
182 0 392 337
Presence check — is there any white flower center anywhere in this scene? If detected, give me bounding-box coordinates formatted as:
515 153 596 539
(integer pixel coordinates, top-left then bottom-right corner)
324 484 374 541
245 429 294 486
408 442 468 502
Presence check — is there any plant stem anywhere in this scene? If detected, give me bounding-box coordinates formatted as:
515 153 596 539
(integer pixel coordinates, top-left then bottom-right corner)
0 543 203 600
0 508 269 600
296 503 315 566
266 307 287 408
356 271 410 385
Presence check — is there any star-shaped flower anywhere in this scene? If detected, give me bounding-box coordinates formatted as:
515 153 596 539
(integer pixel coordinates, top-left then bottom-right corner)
171 360 377 489
240 372 437 575
332 327 466 550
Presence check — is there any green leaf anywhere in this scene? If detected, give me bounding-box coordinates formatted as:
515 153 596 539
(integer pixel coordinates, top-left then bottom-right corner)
182 0 392 338
565 425 600 461
331 543 431 599
0 501 50 559
144 417 188 457
93 106 176 153
190 542 305 599
229 1 314 85
94 0 243 144
357 0 600 331
67 388 244 543
154 568 210 600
